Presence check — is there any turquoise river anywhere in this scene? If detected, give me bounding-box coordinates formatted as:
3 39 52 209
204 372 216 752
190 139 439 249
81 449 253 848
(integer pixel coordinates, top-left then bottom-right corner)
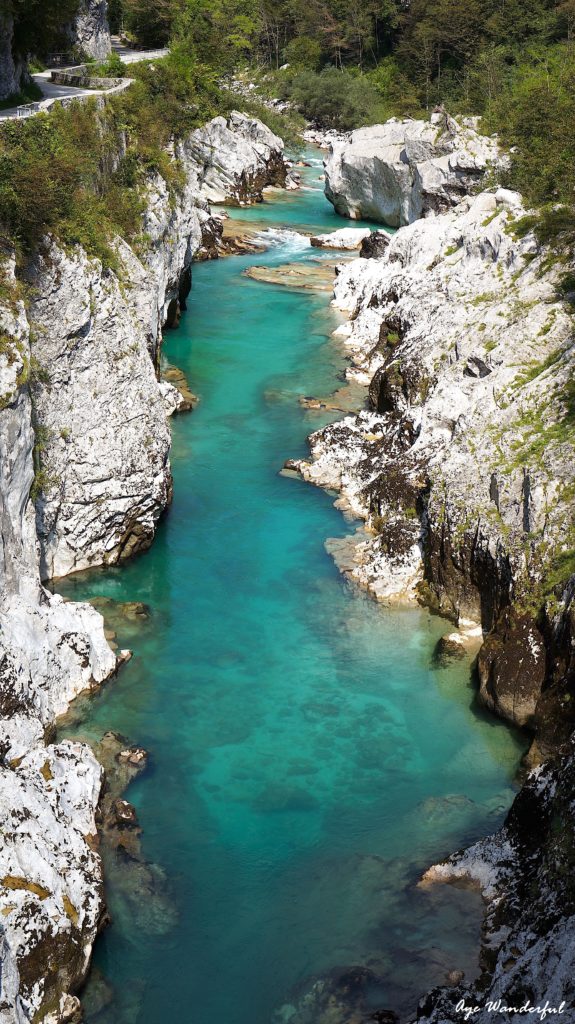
57 154 525 1024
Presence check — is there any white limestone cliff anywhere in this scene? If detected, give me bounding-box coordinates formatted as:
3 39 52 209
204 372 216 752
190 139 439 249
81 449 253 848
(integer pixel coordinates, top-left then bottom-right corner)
297 185 572 631
324 111 499 227
296 115 575 1018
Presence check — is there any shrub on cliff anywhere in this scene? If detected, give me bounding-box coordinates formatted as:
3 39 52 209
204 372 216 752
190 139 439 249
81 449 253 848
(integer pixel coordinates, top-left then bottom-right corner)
0 51 222 265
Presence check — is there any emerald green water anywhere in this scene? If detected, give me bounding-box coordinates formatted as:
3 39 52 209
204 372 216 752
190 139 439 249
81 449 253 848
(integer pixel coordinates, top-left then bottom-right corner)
58 155 524 1023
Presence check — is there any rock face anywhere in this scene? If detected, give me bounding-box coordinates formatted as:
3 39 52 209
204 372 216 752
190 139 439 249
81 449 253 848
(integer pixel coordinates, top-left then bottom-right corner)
0 11 25 101
0 743 105 1024
324 112 499 227
0 258 116 1022
0 110 288 1021
27 243 174 580
67 0 111 60
477 609 546 728
184 111 288 204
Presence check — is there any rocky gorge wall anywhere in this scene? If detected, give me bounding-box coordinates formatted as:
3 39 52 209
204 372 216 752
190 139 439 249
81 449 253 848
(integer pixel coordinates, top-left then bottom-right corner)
0 109 288 1023
295 116 575 1020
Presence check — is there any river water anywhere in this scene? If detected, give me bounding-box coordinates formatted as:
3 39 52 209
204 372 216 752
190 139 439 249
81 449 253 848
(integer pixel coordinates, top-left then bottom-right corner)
57 154 524 1024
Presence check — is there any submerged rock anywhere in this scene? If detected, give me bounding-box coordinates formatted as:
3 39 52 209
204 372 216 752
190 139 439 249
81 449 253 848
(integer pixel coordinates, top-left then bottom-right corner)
273 966 399 1024
161 364 199 413
245 261 339 291
26 111 287 580
432 634 467 668
0 743 105 1023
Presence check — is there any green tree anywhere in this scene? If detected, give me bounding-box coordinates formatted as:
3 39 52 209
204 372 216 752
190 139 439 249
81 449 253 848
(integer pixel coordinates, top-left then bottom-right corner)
9 0 81 57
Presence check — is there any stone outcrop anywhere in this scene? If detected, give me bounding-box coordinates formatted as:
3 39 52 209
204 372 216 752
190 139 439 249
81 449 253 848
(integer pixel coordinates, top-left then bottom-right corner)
184 111 288 204
296 184 573 643
0 109 288 1021
67 0 111 61
324 111 499 227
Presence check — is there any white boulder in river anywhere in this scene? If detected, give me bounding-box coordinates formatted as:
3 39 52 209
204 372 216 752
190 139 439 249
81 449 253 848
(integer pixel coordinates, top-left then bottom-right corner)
310 227 371 250
324 111 499 227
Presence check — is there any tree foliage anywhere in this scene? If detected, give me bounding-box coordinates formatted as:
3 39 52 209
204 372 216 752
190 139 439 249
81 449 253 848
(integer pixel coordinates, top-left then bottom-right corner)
8 0 81 57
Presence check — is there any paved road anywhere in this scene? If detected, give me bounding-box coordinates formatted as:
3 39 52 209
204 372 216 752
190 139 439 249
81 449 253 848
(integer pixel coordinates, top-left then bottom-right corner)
0 42 168 121
110 35 168 63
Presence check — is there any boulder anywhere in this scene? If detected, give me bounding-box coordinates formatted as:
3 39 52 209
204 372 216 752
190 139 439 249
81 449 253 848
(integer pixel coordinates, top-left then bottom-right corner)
324 114 499 227
360 230 391 259
310 227 371 250
184 111 287 204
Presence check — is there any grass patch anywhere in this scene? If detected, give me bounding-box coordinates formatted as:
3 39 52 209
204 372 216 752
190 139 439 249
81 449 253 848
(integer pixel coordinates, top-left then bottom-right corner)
512 348 564 389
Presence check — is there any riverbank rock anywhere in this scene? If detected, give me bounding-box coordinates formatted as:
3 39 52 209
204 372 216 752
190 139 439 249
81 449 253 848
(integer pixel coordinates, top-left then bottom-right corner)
294 133 575 1023
303 126 348 149
0 742 105 1024
324 112 499 227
